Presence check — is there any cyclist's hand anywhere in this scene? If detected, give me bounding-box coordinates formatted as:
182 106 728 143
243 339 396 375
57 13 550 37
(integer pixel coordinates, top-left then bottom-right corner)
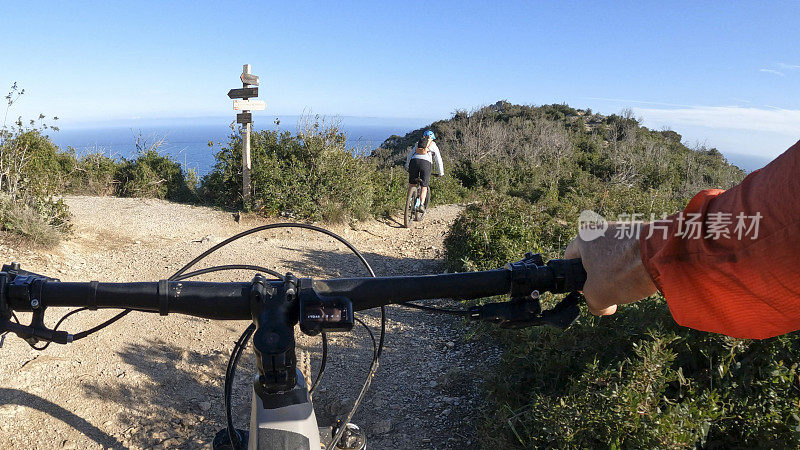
564 224 657 316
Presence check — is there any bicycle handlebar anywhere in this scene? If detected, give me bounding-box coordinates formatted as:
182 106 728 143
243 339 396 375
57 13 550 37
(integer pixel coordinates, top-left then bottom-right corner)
29 281 253 319
4 270 519 319
0 253 586 346
0 252 587 416
3 256 584 315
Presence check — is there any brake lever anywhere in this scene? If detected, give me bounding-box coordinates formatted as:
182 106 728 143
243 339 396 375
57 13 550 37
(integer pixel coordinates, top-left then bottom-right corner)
469 292 583 330
0 264 72 347
0 319 73 345
538 292 582 329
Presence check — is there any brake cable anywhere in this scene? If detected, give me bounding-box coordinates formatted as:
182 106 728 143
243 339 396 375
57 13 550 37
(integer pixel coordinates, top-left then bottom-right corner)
308 331 328 393
399 301 472 316
0 312 20 348
224 323 255 444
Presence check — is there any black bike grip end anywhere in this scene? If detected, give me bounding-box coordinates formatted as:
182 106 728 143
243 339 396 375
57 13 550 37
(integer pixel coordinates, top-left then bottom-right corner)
546 258 586 293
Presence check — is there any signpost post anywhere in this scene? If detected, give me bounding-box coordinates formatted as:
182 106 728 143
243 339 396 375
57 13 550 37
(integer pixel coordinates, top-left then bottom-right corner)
228 64 262 205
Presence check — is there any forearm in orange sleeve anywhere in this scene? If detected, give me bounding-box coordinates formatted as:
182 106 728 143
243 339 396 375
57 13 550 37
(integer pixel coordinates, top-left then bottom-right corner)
639 140 800 339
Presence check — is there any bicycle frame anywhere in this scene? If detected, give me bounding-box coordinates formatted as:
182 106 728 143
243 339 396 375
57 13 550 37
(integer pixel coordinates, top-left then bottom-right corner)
213 369 344 450
247 370 323 449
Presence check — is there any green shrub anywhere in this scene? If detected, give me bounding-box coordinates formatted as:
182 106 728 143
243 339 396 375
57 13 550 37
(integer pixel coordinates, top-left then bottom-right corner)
0 101 72 245
66 151 120 196
368 165 407 218
445 193 572 271
478 298 800 448
0 128 71 198
202 120 408 222
115 149 196 201
0 193 70 246
429 173 469 206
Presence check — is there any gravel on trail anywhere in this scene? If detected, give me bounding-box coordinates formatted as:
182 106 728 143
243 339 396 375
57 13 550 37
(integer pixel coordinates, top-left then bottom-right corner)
0 196 502 449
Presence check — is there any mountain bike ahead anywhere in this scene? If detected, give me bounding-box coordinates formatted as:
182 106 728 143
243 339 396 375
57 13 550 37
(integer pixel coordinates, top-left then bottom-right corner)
0 223 586 450
403 177 430 228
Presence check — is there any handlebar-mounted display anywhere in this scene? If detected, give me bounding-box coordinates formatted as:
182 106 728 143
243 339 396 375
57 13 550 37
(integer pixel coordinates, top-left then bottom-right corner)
298 280 354 336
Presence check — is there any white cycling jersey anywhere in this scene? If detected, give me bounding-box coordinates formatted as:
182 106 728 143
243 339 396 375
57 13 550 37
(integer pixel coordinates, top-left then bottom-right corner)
404 141 444 175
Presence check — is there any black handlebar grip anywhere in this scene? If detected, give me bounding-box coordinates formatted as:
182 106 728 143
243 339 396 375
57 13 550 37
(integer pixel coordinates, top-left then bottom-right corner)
545 258 587 293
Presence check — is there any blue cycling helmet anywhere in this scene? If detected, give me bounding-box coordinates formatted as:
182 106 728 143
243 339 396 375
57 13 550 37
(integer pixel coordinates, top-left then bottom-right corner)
423 130 436 139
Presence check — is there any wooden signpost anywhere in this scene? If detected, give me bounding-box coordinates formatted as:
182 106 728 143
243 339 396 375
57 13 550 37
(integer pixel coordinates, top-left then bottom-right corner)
229 64 262 204
240 73 259 85
228 87 259 99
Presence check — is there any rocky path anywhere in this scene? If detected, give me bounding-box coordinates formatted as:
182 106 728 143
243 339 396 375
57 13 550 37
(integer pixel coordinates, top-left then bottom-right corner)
0 196 501 449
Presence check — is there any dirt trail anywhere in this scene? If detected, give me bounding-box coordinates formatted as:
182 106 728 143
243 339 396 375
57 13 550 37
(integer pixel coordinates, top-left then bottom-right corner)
0 196 500 449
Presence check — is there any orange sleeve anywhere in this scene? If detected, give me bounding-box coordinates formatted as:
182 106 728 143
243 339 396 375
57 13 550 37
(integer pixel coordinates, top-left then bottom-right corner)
639 140 800 339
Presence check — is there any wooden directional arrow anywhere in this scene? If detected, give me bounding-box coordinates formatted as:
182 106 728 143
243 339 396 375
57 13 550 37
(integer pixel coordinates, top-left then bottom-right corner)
240 73 259 86
227 87 258 99
233 99 266 111
237 112 253 124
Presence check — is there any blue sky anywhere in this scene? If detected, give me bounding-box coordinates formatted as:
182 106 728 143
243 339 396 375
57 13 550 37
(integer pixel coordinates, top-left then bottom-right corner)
2 1 799 158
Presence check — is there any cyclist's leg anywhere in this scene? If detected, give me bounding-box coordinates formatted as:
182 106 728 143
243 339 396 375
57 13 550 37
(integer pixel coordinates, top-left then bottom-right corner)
408 158 421 189
418 160 432 205
408 159 423 208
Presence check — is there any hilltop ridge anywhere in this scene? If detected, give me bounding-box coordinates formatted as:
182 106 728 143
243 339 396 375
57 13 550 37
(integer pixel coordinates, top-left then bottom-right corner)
372 100 715 168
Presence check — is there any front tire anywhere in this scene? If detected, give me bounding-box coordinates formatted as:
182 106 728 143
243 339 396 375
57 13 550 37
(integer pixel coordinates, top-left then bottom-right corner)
404 188 417 228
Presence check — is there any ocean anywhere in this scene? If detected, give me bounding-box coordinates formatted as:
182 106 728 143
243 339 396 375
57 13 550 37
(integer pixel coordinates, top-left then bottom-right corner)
723 153 772 173
50 118 419 175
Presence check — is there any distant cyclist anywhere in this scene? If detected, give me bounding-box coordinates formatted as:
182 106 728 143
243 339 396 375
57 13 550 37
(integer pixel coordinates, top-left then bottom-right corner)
404 130 444 212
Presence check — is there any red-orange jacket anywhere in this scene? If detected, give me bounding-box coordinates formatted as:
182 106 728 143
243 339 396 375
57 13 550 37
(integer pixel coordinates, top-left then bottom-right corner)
640 140 800 339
